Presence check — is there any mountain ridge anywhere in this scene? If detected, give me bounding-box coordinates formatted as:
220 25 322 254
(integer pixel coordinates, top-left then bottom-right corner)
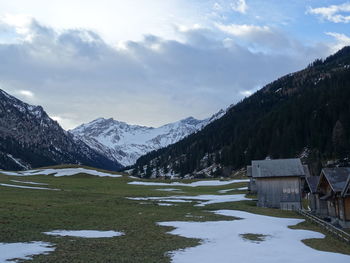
70 109 226 166
0 89 122 171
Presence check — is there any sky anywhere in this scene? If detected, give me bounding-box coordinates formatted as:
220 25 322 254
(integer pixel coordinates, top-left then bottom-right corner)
0 0 349 130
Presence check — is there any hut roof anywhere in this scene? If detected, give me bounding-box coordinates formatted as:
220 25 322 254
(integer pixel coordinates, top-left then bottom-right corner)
251 158 305 178
305 176 320 194
303 165 311 177
321 168 350 193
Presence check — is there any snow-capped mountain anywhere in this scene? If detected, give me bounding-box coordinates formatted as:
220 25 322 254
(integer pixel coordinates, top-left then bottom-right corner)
0 89 122 171
70 110 226 167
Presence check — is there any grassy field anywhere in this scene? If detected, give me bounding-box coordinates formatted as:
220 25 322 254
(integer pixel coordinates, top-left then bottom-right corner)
0 167 349 262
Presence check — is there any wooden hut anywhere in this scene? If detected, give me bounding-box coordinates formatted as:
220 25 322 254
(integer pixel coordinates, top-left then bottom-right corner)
316 168 350 228
252 158 306 210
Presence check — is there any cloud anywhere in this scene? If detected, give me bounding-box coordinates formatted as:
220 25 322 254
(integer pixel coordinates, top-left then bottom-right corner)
239 86 261 97
308 2 350 23
231 0 248 14
1 14 35 41
0 17 340 130
18 90 34 98
50 115 78 129
326 32 350 53
213 2 223 11
215 23 303 53
0 1 210 44
216 23 271 37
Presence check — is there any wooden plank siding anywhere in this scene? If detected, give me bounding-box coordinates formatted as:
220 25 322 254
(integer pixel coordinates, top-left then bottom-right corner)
257 177 302 210
345 197 350 221
316 168 350 228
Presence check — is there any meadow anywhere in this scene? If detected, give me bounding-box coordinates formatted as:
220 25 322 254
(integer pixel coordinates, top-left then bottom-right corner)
0 166 349 262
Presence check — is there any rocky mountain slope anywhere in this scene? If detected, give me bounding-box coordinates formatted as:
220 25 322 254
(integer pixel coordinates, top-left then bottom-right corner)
133 46 350 178
70 110 225 167
0 90 122 171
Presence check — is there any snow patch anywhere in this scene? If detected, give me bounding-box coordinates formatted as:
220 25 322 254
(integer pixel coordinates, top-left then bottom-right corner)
158 203 176 206
1 168 122 178
218 187 248 193
159 210 350 263
6 154 29 169
0 183 59 191
128 179 249 187
218 188 235 193
127 197 193 203
10 180 49 185
127 194 249 206
156 188 184 192
43 230 124 238
0 241 54 262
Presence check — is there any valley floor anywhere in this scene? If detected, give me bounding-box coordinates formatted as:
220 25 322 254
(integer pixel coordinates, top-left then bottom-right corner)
0 166 349 262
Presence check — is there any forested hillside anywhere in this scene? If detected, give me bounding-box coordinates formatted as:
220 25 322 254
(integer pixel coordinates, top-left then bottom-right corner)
133 46 350 178
0 90 122 171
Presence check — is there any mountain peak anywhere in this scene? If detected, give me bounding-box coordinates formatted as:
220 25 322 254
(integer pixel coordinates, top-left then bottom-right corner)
93 117 115 123
180 116 199 124
70 109 226 167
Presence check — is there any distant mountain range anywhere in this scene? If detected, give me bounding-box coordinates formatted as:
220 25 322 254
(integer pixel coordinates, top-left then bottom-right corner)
70 110 225 167
0 88 224 171
0 90 122 171
133 46 350 178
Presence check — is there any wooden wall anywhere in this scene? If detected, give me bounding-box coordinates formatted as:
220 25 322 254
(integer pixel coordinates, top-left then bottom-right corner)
249 178 257 193
345 197 350 221
257 177 301 210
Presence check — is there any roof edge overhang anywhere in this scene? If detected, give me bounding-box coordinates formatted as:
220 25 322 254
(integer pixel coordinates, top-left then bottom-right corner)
254 175 304 179
341 175 350 197
317 170 339 193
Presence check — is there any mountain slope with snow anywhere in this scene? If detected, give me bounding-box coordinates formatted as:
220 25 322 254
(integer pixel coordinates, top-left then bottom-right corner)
70 110 225 167
133 46 350 178
0 89 122 171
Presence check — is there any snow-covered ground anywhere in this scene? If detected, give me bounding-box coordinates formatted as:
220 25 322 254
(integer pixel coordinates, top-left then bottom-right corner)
0 242 54 262
43 230 124 238
158 203 176 206
0 168 122 178
128 179 249 187
218 187 248 193
0 183 60 191
10 180 49 185
156 188 184 192
127 194 249 206
159 210 350 263
129 197 193 203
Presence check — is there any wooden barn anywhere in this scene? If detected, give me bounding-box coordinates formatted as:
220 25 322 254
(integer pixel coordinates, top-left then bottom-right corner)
316 168 350 228
246 165 257 194
252 158 306 210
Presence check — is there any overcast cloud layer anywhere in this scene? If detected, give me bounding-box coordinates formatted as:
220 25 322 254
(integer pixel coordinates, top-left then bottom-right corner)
0 0 349 129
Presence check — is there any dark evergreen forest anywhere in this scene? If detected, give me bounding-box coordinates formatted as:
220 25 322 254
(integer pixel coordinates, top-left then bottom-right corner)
133 46 350 177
